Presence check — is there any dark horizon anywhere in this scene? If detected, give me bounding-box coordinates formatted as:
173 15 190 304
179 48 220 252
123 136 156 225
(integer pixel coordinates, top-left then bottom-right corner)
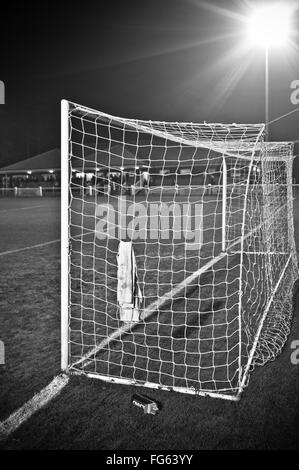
0 0 299 176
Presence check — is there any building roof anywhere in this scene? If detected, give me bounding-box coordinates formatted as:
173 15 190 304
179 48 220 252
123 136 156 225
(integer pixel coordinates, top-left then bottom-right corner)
0 145 137 174
0 149 61 174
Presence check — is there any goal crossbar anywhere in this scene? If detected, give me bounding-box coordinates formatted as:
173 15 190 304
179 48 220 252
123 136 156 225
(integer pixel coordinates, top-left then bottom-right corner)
68 101 265 156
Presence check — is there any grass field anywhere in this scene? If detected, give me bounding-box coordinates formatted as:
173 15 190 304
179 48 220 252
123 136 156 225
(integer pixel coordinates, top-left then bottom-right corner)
0 194 299 449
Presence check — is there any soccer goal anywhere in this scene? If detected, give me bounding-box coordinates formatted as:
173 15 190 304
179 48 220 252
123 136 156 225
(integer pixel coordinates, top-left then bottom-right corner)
14 186 43 197
61 99 298 400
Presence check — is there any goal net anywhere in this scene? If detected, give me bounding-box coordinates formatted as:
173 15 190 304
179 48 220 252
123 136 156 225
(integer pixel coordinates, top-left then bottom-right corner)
61 100 298 400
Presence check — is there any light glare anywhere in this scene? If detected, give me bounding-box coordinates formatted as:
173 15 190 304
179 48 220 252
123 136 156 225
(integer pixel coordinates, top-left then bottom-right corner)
247 4 292 48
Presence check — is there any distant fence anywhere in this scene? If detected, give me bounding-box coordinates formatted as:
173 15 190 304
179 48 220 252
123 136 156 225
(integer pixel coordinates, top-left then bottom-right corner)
0 187 61 197
0 185 225 198
1 185 299 198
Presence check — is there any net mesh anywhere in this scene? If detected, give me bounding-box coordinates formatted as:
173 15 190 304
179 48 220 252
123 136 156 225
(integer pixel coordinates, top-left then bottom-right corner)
65 102 298 399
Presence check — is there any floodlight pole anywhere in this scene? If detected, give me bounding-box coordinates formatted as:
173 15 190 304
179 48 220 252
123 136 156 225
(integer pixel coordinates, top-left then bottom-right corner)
265 45 269 141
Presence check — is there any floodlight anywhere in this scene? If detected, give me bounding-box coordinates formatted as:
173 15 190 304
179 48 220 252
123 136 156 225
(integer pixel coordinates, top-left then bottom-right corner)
247 4 292 48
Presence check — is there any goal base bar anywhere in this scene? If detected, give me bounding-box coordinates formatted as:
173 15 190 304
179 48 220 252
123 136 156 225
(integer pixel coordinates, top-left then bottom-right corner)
69 369 241 402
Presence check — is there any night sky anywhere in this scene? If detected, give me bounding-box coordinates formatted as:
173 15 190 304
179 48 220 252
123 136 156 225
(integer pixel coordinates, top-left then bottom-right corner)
1 0 299 176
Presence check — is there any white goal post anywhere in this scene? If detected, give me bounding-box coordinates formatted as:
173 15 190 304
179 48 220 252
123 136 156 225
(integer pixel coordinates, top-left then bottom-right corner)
61 99 298 400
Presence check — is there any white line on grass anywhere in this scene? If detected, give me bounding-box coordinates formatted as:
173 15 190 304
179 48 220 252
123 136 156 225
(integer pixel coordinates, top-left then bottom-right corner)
0 230 92 257
0 374 70 443
0 205 46 213
0 239 60 257
0 229 93 440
